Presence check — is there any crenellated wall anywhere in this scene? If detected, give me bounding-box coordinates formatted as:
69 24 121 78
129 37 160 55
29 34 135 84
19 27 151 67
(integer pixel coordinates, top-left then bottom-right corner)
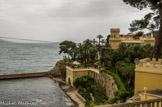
135 58 162 94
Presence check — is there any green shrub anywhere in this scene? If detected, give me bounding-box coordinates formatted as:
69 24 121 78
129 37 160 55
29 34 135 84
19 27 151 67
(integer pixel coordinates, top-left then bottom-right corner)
74 76 107 105
105 96 120 104
60 67 66 79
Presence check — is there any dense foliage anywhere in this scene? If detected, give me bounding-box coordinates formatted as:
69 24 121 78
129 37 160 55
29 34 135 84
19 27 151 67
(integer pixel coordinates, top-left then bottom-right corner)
59 40 77 60
122 0 162 60
74 76 107 105
59 36 103 67
123 0 161 32
100 43 153 67
58 1 162 105
115 59 135 86
59 35 155 105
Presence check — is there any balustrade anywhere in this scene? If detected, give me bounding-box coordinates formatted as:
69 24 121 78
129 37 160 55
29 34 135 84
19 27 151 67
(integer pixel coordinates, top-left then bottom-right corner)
95 98 162 107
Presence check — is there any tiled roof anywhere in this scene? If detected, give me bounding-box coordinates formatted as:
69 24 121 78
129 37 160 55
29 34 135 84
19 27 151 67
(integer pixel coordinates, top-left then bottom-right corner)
147 90 162 96
122 35 134 38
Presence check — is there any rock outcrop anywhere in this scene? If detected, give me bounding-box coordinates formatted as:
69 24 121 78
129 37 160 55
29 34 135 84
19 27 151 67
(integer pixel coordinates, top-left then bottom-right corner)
49 60 66 77
89 71 118 99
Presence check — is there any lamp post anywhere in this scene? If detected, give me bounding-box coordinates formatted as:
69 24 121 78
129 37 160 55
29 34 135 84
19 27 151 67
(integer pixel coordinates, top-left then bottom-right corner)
144 87 147 100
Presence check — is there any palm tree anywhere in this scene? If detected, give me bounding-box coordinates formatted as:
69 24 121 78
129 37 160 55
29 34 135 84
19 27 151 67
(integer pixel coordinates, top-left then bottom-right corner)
92 39 97 47
100 47 114 67
97 35 103 49
101 39 105 46
106 35 110 46
78 43 84 63
83 39 93 66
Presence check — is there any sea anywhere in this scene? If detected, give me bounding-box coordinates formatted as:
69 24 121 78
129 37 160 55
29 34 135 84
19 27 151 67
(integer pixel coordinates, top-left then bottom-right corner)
0 41 73 107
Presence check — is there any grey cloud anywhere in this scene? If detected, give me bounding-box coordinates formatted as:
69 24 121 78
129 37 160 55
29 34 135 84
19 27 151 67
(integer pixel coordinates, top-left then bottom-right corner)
0 0 151 42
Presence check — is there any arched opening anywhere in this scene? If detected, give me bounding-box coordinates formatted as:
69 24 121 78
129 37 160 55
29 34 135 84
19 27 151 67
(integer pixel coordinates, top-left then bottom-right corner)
68 78 71 84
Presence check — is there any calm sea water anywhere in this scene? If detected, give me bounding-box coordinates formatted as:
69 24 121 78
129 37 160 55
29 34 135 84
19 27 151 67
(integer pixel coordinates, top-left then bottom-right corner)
0 41 62 74
0 77 73 107
0 41 73 107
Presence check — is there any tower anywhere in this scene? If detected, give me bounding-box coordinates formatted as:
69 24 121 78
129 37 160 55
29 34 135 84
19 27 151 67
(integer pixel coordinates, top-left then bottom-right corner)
110 28 120 38
144 32 155 46
109 28 121 49
151 32 154 38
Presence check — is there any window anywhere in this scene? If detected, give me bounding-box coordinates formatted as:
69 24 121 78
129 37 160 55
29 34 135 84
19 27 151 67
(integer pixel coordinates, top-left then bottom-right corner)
113 44 116 49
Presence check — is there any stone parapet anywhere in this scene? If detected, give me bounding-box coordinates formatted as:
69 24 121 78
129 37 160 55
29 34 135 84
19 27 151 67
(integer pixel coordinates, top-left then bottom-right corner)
66 66 100 74
135 58 162 94
135 58 162 74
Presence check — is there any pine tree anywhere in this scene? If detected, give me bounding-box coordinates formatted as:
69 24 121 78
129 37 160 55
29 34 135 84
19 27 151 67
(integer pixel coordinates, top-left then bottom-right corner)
123 0 162 61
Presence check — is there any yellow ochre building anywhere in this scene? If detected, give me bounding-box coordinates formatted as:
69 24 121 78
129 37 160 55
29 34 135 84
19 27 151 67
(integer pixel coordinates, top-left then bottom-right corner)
109 28 155 49
132 58 162 102
66 66 99 86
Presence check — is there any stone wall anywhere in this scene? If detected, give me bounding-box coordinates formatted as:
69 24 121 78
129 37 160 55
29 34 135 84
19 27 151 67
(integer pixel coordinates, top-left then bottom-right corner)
88 71 118 99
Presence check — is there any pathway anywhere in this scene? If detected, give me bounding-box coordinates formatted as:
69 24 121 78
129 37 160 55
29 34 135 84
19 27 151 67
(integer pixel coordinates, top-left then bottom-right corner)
53 77 85 107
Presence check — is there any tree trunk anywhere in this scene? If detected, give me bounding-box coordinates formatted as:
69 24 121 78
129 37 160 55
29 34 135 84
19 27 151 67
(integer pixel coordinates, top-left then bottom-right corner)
128 75 132 86
84 50 86 67
150 4 162 61
99 38 100 50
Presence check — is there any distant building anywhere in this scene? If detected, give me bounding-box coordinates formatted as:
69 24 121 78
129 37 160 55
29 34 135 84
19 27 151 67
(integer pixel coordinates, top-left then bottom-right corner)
109 28 155 49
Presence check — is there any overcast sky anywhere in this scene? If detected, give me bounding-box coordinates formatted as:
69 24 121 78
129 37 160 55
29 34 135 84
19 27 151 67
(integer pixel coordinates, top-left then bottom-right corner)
0 0 151 43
